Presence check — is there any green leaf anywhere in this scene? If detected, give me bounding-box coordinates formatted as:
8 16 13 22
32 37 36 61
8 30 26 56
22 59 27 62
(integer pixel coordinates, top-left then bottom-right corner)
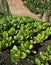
25 49 30 54
35 58 41 65
29 45 33 50
21 52 27 59
10 46 21 62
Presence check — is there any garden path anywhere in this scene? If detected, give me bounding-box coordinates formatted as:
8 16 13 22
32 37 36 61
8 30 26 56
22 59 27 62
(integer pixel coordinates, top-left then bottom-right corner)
7 0 45 22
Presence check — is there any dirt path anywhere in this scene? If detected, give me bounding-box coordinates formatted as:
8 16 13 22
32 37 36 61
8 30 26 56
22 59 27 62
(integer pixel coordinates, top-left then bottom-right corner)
7 0 45 22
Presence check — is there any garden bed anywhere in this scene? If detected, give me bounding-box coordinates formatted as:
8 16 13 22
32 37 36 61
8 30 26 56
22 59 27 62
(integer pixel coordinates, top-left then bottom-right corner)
0 39 51 65
0 16 51 65
0 0 51 65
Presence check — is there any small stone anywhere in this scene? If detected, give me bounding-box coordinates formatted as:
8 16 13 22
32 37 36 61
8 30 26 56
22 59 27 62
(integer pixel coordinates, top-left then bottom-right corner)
15 62 17 65
37 14 42 19
42 12 49 22
49 16 51 22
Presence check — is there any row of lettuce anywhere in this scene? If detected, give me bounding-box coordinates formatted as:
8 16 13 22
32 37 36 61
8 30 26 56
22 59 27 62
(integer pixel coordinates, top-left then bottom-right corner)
0 16 51 64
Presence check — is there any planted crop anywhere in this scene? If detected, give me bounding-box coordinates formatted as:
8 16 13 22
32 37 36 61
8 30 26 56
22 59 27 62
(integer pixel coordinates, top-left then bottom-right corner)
0 16 51 63
35 45 51 65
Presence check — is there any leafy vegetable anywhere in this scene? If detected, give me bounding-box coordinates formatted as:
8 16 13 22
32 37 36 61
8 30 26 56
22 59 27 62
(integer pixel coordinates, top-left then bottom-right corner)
35 45 51 65
0 16 51 63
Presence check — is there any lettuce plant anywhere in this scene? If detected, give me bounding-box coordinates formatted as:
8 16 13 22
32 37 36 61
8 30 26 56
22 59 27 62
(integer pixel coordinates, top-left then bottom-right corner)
0 16 51 63
35 45 51 65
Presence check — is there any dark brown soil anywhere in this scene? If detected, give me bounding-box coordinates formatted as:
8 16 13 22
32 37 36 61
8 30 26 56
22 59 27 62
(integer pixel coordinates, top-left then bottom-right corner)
0 38 51 65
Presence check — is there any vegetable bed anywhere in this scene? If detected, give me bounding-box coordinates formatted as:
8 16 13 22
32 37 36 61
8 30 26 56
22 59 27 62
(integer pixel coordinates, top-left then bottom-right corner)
0 16 51 65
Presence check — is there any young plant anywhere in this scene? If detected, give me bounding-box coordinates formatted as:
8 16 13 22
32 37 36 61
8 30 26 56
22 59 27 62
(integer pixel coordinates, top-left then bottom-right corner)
35 45 51 65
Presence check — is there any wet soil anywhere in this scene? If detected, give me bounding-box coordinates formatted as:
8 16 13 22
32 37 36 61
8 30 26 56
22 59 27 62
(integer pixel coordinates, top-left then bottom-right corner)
0 38 51 65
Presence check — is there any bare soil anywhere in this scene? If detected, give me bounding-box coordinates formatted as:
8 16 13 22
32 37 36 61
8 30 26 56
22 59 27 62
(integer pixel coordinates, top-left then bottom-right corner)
0 38 51 65
7 0 45 22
